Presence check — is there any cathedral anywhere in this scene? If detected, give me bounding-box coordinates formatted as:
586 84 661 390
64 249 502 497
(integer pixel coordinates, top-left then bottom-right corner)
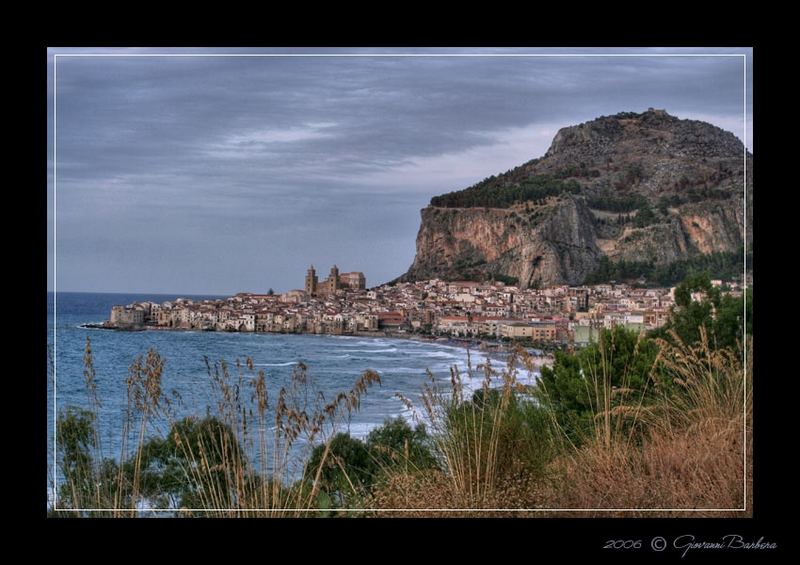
305 265 366 297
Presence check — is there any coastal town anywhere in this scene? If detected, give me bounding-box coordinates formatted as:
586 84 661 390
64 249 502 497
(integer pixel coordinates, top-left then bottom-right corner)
101 264 747 348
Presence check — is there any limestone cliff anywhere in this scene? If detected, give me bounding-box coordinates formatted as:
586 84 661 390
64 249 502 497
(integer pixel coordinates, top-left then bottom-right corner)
401 109 752 287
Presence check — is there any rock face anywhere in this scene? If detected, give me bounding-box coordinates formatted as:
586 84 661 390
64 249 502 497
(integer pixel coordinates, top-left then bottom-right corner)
401 109 752 287
406 197 600 287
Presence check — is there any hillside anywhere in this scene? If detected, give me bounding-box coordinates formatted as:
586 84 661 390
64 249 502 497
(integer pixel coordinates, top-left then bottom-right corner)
400 109 752 287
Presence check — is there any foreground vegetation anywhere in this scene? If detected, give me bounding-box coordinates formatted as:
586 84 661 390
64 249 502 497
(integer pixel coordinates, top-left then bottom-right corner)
49 274 751 517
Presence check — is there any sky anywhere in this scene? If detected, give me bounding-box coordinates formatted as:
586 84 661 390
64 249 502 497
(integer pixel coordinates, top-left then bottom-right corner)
46 47 753 295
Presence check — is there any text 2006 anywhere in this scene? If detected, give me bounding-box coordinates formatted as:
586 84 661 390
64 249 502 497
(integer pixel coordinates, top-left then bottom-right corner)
603 540 642 549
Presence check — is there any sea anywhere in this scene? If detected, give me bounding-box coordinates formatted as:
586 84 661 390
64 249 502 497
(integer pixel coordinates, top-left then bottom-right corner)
47 292 541 490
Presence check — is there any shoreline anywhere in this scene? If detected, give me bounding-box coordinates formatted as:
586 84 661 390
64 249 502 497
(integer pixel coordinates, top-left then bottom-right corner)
79 323 554 367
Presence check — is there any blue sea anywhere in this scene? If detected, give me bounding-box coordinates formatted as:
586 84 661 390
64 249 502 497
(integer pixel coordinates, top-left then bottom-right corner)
47 292 535 490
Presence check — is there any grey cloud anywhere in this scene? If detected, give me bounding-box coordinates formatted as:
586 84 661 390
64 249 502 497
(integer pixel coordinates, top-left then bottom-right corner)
47 48 753 294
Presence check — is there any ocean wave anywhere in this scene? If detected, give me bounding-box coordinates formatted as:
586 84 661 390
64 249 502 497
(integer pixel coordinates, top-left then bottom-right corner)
254 361 299 367
372 367 426 374
418 351 460 359
428 362 457 372
335 340 394 348
342 347 398 354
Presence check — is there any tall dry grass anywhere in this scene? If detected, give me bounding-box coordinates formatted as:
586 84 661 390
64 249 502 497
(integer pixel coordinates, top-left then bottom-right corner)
50 337 381 517
547 328 752 516
371 348 557 514
171 358 381 516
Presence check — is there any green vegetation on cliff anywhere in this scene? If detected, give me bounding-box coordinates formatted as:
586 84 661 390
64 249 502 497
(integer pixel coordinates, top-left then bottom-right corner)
586 193 647 213
430 174 580 208
584 249 749 286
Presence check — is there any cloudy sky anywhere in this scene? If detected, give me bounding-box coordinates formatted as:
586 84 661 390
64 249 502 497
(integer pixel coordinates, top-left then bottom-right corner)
47 47 753 295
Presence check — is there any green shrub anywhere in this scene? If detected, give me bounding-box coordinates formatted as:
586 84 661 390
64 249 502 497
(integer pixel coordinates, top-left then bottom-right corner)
366 418 437 472
536 326 660 445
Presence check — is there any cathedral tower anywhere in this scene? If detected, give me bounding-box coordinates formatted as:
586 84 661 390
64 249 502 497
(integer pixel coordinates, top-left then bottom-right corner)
329 264 340 292
305 265 318 296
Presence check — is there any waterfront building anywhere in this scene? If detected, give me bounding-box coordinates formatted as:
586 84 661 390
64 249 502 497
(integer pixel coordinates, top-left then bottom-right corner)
109 305 145 328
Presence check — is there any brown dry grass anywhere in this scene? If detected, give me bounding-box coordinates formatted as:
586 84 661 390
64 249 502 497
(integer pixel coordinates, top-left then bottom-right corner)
544 329 752 517
368 347 558 515
367 469 550 517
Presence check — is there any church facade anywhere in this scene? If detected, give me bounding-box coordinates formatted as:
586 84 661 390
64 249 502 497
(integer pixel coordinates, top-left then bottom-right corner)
305 265 366 297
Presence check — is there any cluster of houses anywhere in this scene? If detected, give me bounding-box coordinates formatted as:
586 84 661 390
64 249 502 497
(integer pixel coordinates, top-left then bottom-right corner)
105 270 746 347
